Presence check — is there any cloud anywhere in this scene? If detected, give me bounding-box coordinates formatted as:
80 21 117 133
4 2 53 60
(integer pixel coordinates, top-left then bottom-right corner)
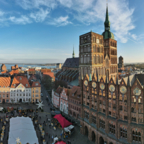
9 15 32 24
15 0 57 10
30 8 50 22
57 0 135 43
48 15 72 26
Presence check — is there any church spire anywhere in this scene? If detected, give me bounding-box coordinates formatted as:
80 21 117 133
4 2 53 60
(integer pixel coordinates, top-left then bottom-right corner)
104 2 110 31
72 46 75 58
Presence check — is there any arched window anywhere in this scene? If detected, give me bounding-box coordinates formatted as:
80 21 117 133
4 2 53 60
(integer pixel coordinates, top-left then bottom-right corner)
138 96 142 103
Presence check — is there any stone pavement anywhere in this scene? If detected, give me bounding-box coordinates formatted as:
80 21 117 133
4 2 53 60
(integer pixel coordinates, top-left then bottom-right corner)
0 84 95 144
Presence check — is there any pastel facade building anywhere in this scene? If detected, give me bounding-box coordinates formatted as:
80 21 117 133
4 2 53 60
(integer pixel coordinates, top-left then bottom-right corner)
31 81 41 103
60 88 70 115
10 76 31 103
52 86 63 108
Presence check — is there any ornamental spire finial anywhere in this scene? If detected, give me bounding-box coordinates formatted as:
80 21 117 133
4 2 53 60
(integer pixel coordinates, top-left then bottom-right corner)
72 45 75 58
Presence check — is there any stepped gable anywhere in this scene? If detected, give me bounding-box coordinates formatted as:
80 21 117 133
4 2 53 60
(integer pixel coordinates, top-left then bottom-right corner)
62 57 79 68
1 64 7 71
55 86 63 95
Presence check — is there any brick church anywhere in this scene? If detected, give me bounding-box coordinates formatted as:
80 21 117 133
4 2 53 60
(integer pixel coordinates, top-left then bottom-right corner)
79 4 143 144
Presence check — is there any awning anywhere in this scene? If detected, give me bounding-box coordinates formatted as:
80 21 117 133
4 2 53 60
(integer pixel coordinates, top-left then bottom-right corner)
64 125 74 132
55 141 66 144
54 114 72 129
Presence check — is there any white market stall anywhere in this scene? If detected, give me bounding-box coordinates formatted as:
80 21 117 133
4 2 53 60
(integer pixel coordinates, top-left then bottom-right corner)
8 117 39 144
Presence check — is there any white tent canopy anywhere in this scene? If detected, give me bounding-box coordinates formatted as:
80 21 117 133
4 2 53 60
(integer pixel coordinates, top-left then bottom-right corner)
8 117 39 144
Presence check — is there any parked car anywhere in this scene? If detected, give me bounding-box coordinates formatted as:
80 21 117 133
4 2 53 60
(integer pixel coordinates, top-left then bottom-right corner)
41 93 43 97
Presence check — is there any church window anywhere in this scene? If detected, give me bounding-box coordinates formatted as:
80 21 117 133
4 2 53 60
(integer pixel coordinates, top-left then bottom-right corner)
99 119 105 129
138 96 142 103
109 123 115 134
92 115 96 124
120 128 127 138
132 131 141 142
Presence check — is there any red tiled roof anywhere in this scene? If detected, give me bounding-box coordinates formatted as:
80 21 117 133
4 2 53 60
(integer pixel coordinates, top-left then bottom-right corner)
70 86 81 96
43 72 55 78
29 75 36 80
28 68 35 71
11 76 30 88
0 77 11 87
31 81 41 87
41 69 51 73
55 86 63 94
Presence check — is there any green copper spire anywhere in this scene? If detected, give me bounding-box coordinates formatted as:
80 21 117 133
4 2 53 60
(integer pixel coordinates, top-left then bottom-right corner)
72 46 75 58
102 3 115 40
104 4 110 31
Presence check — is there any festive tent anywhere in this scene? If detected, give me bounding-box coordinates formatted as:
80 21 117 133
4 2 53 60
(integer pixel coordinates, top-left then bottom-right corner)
55 141 66 144
54 114 72 128
8 117 39 144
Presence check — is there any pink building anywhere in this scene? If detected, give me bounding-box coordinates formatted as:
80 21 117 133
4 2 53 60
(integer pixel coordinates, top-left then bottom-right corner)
60 88 71 115
52 87 63 108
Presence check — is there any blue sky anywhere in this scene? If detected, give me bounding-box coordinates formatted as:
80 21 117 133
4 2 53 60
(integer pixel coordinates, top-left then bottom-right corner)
0 0 143 64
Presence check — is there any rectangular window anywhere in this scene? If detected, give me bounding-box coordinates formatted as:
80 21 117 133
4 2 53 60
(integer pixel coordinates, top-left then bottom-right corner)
3 95 5 98
92 115 96 124
99 119 105 129
109 123 115 134
84 111 89 119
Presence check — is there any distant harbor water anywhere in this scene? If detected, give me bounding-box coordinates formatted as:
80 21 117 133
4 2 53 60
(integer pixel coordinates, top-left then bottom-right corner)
0 64 56 70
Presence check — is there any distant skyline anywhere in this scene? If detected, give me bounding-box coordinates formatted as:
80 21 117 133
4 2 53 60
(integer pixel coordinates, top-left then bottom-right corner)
0 0 143 63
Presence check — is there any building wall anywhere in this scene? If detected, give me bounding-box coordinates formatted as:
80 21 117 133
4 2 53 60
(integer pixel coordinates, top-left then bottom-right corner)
60 89 68 114
31 87 41 102
0 87 10 103
10 87 31 103
80 76 144 144
68 98 81 119
52 90 60 108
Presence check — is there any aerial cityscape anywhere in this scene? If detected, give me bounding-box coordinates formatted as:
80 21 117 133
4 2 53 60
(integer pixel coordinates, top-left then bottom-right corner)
0 0 143 144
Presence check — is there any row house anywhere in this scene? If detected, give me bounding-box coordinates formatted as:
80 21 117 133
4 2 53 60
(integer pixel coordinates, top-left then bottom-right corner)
30 81 41 103
60 88 71 115
68 86 81 120
10 76 31 103
0 77 11 103
52 86 63 108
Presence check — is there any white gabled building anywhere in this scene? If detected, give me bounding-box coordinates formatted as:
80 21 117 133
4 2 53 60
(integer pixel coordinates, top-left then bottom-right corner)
10 76 31 103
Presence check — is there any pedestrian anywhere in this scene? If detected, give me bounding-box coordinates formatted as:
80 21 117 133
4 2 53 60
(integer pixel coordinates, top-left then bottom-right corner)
52 135 53 141
49 134 50 139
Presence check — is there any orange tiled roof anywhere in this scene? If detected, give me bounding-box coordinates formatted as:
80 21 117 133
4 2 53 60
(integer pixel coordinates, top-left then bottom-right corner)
1 70 7 74
9 70 19 75
28 68 35 71
43 72 55 78
11 76 30 88
31 81 41 87
0 77 11 87
41 69 51 73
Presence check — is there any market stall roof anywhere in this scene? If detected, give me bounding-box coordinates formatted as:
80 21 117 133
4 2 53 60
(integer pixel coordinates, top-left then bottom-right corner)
54 114 72 128
55 141 66 144
8 117 39 144
64 125 74 132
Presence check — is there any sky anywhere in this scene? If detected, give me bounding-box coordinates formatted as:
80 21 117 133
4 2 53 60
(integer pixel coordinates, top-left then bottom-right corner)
0 0 143 64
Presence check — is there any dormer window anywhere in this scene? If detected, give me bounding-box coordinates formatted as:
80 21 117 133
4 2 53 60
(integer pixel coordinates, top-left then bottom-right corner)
14 84 16 87
26 84 28 87
20 77 22 80
35 83 38 86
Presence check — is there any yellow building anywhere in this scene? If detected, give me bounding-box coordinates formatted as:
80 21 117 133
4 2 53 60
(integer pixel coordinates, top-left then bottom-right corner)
31 81 41 103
